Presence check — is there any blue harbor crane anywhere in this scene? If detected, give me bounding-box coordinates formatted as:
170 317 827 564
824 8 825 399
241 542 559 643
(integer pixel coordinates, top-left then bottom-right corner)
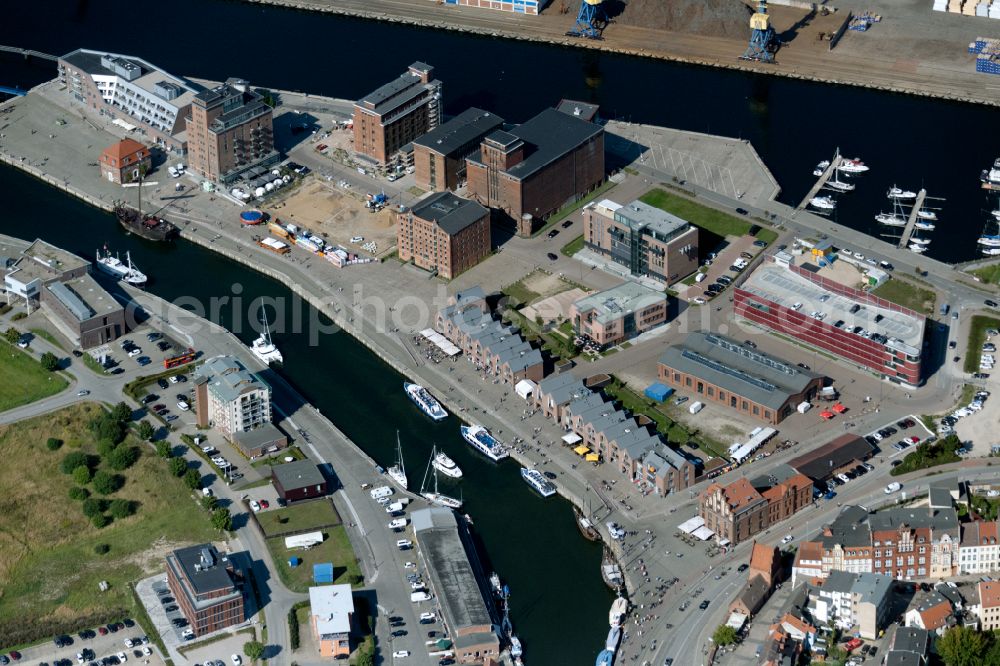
566 0 607 40
741 0 777 63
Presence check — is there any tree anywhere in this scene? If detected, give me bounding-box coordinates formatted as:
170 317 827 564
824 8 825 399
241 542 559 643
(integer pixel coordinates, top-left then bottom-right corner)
82 497 103 517
92 470 122 495
169 456 188 477
68 486 89 501
211 507 233 532
156 440 172 458
72 465 92 485
97 437 117 457
4 327 20 345
61 451 89 474
107 445 139 471
109 499 134 519
39 351 59 371
46 437 63 451
90 413 125 444
355 638 375 666
111 401 132 423
94 543 110 555
938 626 990 666
138 420 155 441
243 641 265 661
201 495 218 511
712 624 738 647
91 513 109 529
184 468 202 490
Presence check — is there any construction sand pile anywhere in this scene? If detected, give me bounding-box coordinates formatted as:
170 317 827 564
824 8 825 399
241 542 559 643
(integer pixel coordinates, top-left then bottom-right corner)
614 0 752 39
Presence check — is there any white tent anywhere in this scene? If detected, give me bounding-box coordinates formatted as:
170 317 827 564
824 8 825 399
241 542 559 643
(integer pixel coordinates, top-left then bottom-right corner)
726 612 748 631
561 433 583 445
420 328 461 357
693 526 715 541
678 516 705 534
515 379 537 400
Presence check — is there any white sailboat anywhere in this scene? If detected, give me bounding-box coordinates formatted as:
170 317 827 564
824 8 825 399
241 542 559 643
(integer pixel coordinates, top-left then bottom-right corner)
875 213 906 227
826 168 855 192
251 307 283 365
387 431 407 490
421 445 463 509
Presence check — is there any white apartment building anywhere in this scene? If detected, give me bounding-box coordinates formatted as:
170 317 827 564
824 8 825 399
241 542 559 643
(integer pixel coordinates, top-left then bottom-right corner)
809 571 893 640
959 520 1000 575
194 356 272 437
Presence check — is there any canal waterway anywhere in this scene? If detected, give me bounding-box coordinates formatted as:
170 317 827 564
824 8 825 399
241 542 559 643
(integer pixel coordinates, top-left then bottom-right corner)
3 1 1000 262
0 162 609 664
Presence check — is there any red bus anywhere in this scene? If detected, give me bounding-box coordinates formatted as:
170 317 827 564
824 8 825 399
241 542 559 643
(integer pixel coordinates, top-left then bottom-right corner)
164 348 197 369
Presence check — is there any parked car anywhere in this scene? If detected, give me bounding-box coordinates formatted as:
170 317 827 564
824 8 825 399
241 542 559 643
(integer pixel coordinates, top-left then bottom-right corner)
547 229 559 239
561 220 573 228
546 252 558 261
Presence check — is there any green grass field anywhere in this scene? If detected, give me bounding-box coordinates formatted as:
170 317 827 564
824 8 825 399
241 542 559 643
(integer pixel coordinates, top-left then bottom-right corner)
0 343 68 411
256 499 342 538
266 525 361 592
640 188 777 246
964 315 1000 373
0 404 217 642
560 234 585 257
873 279 936 315
971 264 1000 285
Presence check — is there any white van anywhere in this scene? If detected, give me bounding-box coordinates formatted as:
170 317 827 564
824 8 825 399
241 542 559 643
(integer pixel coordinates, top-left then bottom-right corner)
885 482 902 494
396 539 413 550
388 518 408 530
695 272 707 283
410 591 431 602
688 401 704 415
370 486 394 500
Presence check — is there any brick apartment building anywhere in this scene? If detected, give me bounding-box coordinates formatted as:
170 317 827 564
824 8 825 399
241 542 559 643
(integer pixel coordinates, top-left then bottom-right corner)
353 62 441 165
412 108 504 191
735 252 925 387
466 107 604 235
99 138 151 184
570 282 668 347
58 49 198 152
397 191 491 279
699 469 812 545
166 544 244 637
185 79 277 184
583 199 699 285
657 332 824 425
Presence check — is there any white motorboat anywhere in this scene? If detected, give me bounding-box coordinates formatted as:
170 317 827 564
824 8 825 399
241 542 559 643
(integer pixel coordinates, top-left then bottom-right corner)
887 186 917 199
914 221 936 231
251 307 283 366
838 158 869 173
992 210 1000 221
875 213 906 227
979 236 1000 247
981 158 1000 190
812 160 830 176
432 450 463 478
917 209 937 221
909 243 927 253
420 445 462 509
982 247 1000 256
387 431 407 490
404 382 448 421
609 597 628 627
809 196 836 210
910 236 931 245
96 247 147 287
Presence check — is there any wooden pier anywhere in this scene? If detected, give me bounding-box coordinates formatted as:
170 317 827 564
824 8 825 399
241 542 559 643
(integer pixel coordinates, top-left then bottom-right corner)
897 189 928 249
797 153 843 210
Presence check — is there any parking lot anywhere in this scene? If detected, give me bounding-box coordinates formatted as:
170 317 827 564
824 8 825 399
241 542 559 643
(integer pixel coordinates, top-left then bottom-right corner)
2 621 163 666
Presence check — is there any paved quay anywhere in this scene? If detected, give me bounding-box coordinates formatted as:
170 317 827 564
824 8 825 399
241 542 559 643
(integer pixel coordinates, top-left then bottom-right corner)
241 0 1000 106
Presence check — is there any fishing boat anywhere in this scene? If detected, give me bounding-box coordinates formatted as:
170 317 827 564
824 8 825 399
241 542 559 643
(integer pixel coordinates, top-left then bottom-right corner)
460 424 508 462
609 597 628 627
595 649 614 666
404 382 448 421
96 247 147 286
387 431 407 490
606 626 621 652
420 445 462 509
838 157 869 173
432 450 463 478
887 186 917 199
875 213 906 227
251 307 283 366
917 209 938 221
520 468 556 497
914 221 936 231
809 196 835 210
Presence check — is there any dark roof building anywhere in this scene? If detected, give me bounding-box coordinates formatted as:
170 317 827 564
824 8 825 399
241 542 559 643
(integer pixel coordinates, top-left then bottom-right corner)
411 508 499 663
353 63 442 165
787 434 876 482
466 107 604 235
658 332 825 424
271 459 328 503
555 99 600 122
413 108 504 191
166 544 245 637
231 422 288 458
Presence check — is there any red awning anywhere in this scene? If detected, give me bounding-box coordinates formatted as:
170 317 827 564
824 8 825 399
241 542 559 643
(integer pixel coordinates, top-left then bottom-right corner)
832 403 848 413
820 411 834 420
